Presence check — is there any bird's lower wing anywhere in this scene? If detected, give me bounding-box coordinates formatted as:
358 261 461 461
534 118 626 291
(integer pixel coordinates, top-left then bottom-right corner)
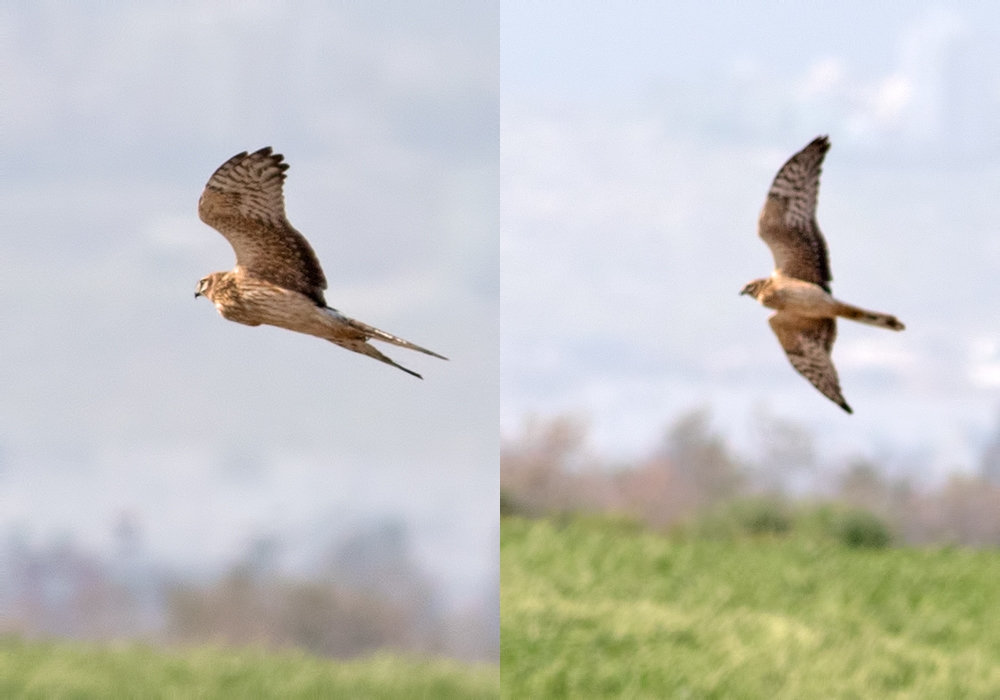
768 313 851 413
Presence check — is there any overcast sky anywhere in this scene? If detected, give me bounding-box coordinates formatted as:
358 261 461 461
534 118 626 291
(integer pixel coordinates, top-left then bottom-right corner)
13 0 1000 610
0 1 497 606
502 1 1000 478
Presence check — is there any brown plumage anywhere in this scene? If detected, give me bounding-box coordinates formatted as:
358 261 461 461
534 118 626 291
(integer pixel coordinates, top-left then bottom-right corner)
196 147 446 378
741 136 904 413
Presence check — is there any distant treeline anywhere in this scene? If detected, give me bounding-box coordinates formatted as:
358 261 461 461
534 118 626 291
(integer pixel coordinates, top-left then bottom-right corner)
0 518 498 663
501 409 1000 547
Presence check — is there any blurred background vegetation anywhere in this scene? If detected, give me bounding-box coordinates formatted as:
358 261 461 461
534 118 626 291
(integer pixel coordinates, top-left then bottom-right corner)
502 407 1000 548
0 516 498 664
501 408 1000 697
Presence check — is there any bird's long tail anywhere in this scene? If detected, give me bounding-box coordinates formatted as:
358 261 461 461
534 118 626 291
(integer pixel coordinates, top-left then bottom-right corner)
834 302 905 331
320 307 448 378
338 314 449 360
343 339 426 379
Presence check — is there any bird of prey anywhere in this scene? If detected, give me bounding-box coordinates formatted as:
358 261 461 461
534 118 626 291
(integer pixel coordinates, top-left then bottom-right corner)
740 136 904 413
196 147 446 378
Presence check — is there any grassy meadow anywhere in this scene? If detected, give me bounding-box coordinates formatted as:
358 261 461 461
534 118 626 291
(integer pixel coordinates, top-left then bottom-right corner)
501 513 1000 699
0 638 499 699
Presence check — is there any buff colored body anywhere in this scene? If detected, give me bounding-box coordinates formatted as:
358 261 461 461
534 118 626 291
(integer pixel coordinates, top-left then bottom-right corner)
201 268 348 335
742 272 903 329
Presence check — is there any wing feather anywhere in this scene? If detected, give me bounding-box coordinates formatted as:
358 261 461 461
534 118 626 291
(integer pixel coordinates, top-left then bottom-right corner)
758 136 833 291
768 312 851 413
199 147 328 306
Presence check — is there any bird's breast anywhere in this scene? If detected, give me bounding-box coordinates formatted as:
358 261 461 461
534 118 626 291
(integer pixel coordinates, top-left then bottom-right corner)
765 275 836 316
216 298 261 326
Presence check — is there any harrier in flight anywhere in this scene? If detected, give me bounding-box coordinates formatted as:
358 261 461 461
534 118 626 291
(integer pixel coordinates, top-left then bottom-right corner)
740 136 904 413
196 147 446 378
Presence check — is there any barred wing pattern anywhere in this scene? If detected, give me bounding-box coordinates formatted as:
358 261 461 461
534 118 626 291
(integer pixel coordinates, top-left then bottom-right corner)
758 136 833 291
768 313 851 414
199 147 328 306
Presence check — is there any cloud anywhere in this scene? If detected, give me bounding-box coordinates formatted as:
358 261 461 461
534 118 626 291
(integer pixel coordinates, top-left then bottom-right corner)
798 58 847 101
837 337 919 380
0 1 494 177
968 338 1000 388
871 74 913 124
794 8 965 144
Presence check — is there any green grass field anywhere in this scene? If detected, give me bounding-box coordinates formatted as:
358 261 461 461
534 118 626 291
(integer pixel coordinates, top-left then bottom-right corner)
0 638 498 699
502 515 1000 699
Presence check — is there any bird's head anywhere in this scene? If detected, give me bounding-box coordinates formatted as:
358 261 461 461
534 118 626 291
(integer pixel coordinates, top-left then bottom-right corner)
194 273 223 301
740 278 769 300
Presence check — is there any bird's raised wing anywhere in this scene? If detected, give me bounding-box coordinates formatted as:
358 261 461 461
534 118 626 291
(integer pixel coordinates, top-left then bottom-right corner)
768 312 851 413
199 147 328 306
758 136 833 291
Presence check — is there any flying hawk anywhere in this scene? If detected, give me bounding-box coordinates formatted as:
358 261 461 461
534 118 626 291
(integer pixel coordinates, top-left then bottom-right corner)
196 147 446 378
740 136 904 413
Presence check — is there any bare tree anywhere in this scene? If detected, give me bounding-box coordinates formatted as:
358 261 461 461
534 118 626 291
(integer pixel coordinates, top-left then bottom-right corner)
662 409 743 511
752 408 815 494
500 415 596 516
